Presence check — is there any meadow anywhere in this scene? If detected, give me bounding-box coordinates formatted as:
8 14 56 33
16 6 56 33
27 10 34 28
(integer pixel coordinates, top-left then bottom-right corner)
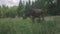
0 16 60 34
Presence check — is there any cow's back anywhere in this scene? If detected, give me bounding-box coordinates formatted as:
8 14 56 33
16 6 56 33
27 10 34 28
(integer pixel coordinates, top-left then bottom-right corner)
30 9 43 17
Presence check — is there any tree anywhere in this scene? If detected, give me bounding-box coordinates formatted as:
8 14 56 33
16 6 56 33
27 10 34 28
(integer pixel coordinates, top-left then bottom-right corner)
0 6 1 12
17 0 24 17
5 6 18 18
24 0 32 14
34 0 41 9
0 5 9 18
56 0 60 15
46 0 57 15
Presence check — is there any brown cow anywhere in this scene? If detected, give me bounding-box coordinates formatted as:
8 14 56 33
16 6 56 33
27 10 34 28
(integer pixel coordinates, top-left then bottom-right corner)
23 9 44 23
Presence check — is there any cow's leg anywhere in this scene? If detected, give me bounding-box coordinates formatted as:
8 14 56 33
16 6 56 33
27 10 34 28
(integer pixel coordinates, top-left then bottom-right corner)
42 14 44 21
32 16 35 23
41 14 44 21
38 17 41 23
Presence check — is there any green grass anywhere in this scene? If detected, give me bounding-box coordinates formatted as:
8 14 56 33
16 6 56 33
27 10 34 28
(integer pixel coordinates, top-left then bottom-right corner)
0 16 60 34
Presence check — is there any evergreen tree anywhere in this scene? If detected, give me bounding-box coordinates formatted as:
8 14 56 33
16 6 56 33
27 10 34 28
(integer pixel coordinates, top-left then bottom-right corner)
17 0 24 17
46 0 56 15
56 0 60 15
25 0 31 12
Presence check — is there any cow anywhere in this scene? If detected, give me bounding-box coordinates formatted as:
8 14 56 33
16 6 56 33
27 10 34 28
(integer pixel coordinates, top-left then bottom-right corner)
23 9 44 23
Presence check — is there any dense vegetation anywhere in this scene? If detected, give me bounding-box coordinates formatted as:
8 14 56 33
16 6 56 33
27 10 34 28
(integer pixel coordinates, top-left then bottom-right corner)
0 0 60 18
0 16 60 34
0 0 60 34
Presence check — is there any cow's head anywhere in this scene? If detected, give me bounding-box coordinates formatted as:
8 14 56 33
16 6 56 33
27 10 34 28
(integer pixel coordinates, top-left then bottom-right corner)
23 9 34 19
23 11 30 19
23 14 27 19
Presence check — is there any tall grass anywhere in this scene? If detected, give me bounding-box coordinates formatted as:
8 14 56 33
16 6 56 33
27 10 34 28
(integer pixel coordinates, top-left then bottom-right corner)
0 16 60 34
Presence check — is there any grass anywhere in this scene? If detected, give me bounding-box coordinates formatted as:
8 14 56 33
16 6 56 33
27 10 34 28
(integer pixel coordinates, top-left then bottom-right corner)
0 16 60 34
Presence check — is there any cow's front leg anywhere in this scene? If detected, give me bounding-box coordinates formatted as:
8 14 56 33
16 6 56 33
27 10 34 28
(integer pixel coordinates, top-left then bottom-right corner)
38 17 41 23
41 14 44 21
32 16 35 23
42 16 44 21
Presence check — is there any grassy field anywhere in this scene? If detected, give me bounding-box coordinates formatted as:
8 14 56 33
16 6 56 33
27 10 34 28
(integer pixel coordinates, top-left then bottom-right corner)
0 16 60 34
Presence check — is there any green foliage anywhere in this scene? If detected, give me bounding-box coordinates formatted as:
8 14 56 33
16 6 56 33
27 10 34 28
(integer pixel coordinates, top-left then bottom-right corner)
17 0 25 17
34 0 41 9
0 0 59 18
56 0 60 15
0 5 18 18
46 0 57 15
0 5 9 18
6 6 18 18
25 1 31 11
0 16 60 34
